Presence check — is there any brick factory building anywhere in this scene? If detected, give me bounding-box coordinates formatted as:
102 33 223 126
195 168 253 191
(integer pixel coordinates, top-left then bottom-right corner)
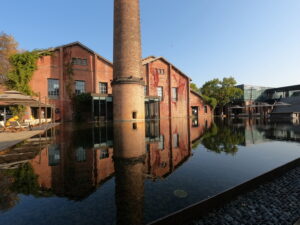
27 42 213 121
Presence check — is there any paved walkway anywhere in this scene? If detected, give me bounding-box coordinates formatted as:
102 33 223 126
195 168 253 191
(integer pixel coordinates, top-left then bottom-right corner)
0 123 59 151
190 167 300 225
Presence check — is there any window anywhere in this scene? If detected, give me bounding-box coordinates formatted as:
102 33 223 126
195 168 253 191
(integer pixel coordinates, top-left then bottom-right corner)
75 80 85 95
192 118 199 127
160 162 167 168
173 133 179 148
158 135 164 150
48 144 60 166
172 87 178 101
72 58 87 66
99 82 108 94
204 105 208 113
100 149 109 159
157 86 163 99
132 122 137 129
155 68 165 75
132 112 137 119
192 106 198 116
76 147 86 162
48 79 59 98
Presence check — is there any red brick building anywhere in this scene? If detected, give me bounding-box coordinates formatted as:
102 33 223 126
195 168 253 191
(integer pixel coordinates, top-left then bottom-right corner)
29 42 113 122
27 42 212 121
142 56 190 119
190 90 213 118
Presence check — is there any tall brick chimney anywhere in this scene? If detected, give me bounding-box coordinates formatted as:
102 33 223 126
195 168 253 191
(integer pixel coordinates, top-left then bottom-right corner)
112 0 145 121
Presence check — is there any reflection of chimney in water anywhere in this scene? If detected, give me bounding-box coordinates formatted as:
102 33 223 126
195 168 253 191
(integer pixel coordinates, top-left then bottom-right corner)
113 121 146 225
112 0 145 121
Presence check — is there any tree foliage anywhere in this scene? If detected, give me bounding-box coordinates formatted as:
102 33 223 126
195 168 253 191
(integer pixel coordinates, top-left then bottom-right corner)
0 32 19 77
72 93 93 122
201 77 243 112
6 50 52 95
201 121 245 155
10 163 40 195
6 52 38 95
190 83 217 109
190 83 200 93
0 172 19 212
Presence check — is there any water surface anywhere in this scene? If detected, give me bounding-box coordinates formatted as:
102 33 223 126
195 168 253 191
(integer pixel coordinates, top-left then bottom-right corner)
0 118 299 225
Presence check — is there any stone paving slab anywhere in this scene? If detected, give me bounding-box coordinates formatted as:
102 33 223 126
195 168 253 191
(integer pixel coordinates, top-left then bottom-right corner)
294 218 300 225
190 167 300 225
0 123 59 151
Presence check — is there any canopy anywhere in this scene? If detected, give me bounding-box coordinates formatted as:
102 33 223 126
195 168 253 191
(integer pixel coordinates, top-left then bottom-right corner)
0 90 52 107
230 105 244 109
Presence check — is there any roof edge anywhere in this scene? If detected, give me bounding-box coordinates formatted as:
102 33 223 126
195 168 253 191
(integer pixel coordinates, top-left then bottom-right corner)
49 41 113 66
142 56 191 81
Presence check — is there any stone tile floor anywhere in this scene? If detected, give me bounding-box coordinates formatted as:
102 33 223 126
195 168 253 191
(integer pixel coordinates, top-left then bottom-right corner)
190 167 300 225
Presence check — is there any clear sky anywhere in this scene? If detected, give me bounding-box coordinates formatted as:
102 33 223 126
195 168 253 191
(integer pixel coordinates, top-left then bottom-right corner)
1 0 299 87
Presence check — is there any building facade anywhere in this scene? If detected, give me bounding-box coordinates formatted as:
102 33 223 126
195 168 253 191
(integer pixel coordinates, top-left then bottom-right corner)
231 84 300 120
27 42 212 121
30 42 113 122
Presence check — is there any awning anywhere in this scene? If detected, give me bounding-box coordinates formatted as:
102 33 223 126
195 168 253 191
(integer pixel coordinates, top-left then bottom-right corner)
0 90 53 107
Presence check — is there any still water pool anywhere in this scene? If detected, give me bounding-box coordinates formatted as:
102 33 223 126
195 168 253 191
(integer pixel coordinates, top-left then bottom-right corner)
0 118 299 225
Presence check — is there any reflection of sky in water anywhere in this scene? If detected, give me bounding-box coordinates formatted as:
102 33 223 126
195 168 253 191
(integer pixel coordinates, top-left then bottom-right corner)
0 119 299 225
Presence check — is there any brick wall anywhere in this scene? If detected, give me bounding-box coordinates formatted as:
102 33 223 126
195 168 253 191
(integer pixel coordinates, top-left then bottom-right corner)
30 43 113 121
143 58 189 119
190 91 213 118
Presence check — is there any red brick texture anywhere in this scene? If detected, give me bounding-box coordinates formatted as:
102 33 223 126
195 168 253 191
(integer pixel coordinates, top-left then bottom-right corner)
28 42 213 122
190 90 214 118
30 43 113 121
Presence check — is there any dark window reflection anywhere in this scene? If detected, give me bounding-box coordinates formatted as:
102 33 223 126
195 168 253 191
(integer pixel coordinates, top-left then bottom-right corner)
173 134 179 148
100 149 109 159
192 118 199 127
76 147 86 162
158 135 164 150
48 144 60 166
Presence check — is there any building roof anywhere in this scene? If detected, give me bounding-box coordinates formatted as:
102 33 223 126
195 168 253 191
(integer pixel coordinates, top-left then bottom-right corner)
142 56 191 81
266 84 300 93
48 41 113 66
190 89 206 102
236 84 273 90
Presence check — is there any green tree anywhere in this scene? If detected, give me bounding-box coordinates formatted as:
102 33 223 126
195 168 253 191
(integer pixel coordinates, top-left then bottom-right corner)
72 93 93 122
190 83 200 93
201 77 242 115
190 83 217 109
6 50 52 94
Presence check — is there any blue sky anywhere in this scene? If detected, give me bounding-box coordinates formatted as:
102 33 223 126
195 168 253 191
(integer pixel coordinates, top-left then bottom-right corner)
1 0 299 87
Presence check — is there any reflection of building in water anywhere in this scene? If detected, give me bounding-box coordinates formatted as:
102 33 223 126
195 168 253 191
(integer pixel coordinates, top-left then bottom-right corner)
190 116 213 144
145 118 212 178
263 122 300 143
30 124 115 199
3 118 212 200
230 119 300 146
